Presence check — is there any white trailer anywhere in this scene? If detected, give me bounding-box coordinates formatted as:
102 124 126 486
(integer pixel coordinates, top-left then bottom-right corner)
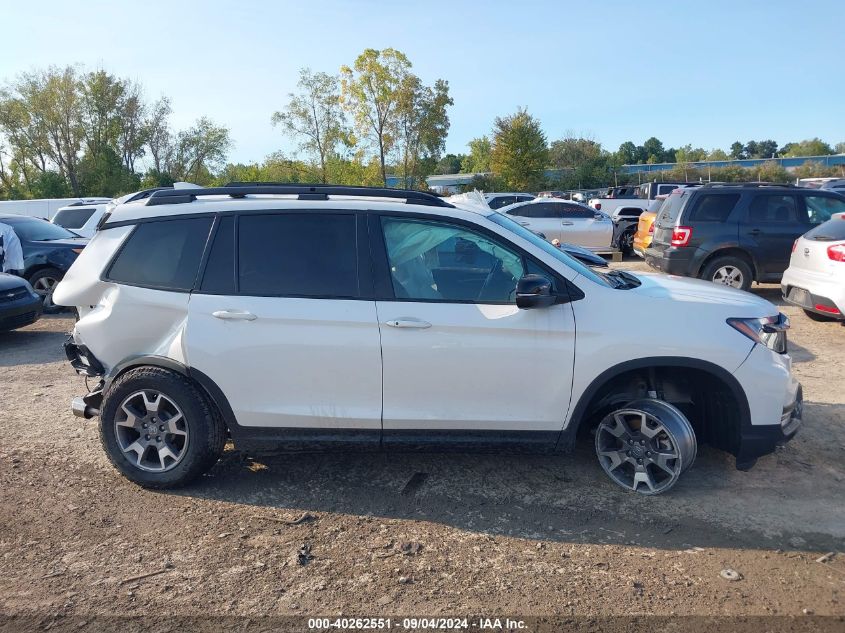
0 197 111 220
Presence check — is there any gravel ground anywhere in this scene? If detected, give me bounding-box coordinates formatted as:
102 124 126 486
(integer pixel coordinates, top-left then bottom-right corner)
1 258 844 631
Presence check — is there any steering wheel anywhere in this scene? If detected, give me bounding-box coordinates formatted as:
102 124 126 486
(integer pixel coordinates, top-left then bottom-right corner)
477 259 504 301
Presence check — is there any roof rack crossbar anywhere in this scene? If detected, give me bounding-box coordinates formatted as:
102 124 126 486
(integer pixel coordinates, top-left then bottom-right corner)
145 184 453 208
701 182 794 188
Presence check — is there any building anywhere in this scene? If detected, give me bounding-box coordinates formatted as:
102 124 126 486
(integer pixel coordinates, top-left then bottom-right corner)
622 154 845 176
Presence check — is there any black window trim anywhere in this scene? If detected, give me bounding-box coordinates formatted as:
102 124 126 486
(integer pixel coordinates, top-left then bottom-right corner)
367 210 574 306
101 215 215 293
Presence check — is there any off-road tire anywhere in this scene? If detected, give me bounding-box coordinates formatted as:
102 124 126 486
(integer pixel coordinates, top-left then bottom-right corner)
99 366 225 489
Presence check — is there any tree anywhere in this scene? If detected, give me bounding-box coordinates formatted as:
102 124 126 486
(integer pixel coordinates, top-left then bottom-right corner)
144 97 174 177
173 117 231 184
780 138 834 157
396 76 452 187
707 148 729 161
642 137 666 163
548 136 603 169
272 68 348 183
461 136 492 173
835 142 845 154
675 145 707 163
341 48 412 186
615 141 644 165
730 141 745 160
489 108 548 191
435 153 463 174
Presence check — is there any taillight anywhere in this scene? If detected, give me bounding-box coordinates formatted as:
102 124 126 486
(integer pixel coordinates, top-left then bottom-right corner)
594 203 601 210
648 224 654 234
815 304 841 315
792 239 798 253
828 244 845 262
671 226 692 247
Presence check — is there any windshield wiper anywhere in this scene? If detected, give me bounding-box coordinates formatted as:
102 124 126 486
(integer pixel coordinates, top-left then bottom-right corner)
605 270 641 289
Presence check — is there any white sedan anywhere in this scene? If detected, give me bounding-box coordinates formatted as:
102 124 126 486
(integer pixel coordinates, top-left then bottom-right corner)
498 198 613 251
782 216 845 321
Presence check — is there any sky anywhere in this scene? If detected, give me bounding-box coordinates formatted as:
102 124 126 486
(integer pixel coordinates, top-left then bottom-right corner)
1 0 843 164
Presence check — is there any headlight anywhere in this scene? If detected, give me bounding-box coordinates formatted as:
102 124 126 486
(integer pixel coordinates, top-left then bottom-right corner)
727 313 789 354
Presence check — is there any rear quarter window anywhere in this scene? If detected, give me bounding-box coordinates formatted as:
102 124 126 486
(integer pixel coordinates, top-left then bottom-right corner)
52 207 96 229
804 218 845 241
106 217 213 290
686 194 741 222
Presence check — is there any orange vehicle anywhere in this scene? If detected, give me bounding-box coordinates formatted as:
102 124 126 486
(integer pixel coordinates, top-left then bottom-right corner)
633 195 667 257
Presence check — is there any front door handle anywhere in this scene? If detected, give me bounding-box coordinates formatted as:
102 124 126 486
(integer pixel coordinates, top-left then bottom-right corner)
747 229 762 236
561 221 574 226
212 309 257 321
385 318 431 329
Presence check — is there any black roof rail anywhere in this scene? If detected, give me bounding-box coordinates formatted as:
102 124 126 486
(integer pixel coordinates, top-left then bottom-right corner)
145 184 454 208
701 181 794 188
125 187 174 203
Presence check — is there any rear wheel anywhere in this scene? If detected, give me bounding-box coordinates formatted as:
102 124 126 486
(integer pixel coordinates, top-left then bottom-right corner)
700 256 753 291
619 227 636 255
99 367 225 489
595 399 697 495
28 267 64 314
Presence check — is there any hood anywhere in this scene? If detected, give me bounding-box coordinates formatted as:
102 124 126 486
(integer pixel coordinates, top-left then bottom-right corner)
0 272 29 291
630 271 776 317
32 237 88 248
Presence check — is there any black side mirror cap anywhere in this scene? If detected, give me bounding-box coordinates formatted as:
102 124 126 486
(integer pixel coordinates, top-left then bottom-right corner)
516 274 560 309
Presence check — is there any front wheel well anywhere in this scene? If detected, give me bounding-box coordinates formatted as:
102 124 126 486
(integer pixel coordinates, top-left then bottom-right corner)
571 364 746 456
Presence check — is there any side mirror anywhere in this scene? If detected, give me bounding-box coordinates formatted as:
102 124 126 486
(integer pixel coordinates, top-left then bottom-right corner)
516 274 557 309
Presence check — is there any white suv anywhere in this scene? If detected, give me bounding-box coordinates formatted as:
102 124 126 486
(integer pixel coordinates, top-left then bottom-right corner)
54 184 802 495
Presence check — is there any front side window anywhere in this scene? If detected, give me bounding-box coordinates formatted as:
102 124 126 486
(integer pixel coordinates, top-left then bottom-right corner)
381 217 524 303
748 195 796 224
238 213 358 297
107 217 213 290
803 195 845 224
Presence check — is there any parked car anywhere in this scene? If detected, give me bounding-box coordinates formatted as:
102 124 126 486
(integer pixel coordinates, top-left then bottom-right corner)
0 197 110 220
484 192 535 210
632 195 668 257
0 273 42 331
645 183 845 291
782 216 845 321
498 198 613 251
56 184 801 496
0 214 89 312
51 202 110 238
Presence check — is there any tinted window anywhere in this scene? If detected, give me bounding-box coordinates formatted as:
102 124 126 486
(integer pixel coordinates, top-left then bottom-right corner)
803 195 845 224
526 203 563 218
657 191 688 224
107 217 213 290
804 218 845 241
1 216 77 241
238 213 358 297
561 203 596 219
52 207 96 229
488 196 515 209
382 217 524 303
200 216 235 293
748 195 796 224
658 184 680 196
688 194 741 222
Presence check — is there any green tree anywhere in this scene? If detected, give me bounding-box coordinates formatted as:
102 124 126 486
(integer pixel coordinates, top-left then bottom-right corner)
835 142 845 154
729 141 745 160
461 136 492 173
340 48 412 185
173 117 232 184
780 138 834 157
548 136 603 169
489 108 548 191
396 76 452 187
615 141 642 164
642 137 666 163
144 97 174 176
272 68 348 183
435 153 464 174
707 148 730 161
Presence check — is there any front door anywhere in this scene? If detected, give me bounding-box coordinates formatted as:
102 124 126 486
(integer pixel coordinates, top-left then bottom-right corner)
185 212 382 439
372 215 576 446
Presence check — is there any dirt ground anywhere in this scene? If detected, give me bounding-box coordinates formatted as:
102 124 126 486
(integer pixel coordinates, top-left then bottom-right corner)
1 257 844 631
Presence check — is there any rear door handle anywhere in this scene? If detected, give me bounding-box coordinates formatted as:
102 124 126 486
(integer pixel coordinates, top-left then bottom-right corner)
385 318 431 329
212 310 257 321
747 229 762 236
561 221 574 226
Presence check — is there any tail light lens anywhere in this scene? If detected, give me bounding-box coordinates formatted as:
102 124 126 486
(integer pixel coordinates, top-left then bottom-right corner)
648 224 654 234
671 226 692 247
594 203 601 210
828 244 845 262
792 239 798 253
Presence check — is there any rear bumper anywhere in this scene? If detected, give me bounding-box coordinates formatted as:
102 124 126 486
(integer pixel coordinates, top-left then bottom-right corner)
644 246 696 276
781 268 844 318
64 337 106 377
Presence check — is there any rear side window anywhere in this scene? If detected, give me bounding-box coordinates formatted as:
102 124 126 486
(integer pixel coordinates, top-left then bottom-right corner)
748 195 796 224
688 194 741 222
804 218 845 241
107 217 213 290
658 192 688 224
52 207 96 229
803 195 845 224
238 213 358 297
200 216 235 294
561 204 595 218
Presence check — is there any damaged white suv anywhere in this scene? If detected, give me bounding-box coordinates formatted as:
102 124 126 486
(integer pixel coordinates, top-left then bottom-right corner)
55 184 803 494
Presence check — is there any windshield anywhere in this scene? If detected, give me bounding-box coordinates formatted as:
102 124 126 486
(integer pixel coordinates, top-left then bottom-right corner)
1 216 78 241
488 212 613 288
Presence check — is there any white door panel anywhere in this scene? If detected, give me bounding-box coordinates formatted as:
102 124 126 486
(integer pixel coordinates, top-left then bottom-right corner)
561 217 613 249
186 295 382 429
377 301 576 432
514 217 561 242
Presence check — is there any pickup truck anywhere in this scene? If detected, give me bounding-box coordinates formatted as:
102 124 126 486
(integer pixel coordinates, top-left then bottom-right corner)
589 181 694 254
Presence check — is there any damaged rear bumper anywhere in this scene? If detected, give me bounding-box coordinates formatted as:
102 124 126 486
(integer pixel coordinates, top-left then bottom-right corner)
65 337 105 418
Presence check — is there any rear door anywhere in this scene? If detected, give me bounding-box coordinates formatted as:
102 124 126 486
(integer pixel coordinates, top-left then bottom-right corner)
186 211 382 439
504 202 563 241
742 194 803 275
